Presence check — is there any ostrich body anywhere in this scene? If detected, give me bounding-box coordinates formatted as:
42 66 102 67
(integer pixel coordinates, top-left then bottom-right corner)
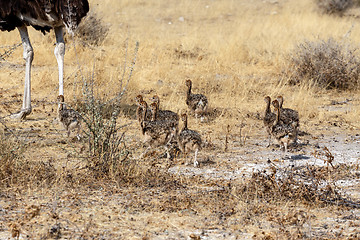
0 0 89 119
185 79 208 121
177 113 202 167
57 95 81 139
271 100 297 152
263 96 276 147
150 95 179 130
276 96 299 126
139 101 174 159
276 95 300 143
148 102 176 131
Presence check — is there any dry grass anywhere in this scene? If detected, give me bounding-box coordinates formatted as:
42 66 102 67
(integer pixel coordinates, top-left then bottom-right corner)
287 37 360 90
316 0 354 16
0 130 56 188
74 10 110 46
0 0 360 238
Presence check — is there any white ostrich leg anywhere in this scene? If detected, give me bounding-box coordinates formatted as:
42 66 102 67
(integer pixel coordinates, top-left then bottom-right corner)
12 26 33 119
12 26 66 120
54 26 65 97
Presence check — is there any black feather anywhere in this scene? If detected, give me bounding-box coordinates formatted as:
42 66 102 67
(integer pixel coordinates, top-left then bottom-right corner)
0 0 89 33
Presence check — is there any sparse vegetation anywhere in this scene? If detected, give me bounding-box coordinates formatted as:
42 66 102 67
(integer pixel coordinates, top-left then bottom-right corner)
237 163 360 208
78 42 138 180
316 0 353 15
0 0 359 238
0 131 55 188
287 37 360 90
74 10 109 46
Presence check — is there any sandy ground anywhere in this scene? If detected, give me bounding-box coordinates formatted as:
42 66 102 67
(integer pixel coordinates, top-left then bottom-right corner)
0 88 359 239
1 0 360 238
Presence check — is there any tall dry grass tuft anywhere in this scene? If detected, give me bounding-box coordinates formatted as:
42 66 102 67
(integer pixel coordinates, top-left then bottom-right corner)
286 37 360 90
74 9 109 46
234 162 360 208
0 131 56 188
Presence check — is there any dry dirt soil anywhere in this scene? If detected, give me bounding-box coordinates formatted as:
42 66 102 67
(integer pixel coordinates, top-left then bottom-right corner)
0 0 360 239
0 84 359 239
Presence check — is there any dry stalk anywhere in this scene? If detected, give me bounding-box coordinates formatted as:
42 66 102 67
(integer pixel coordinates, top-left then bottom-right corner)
238 122 246 146
312 146 335 169
224 124 230 151
0 43 22 61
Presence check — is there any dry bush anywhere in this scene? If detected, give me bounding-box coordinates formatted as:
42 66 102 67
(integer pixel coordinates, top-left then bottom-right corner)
79 92 127 179
75 42 138 180
316 0 353 15
74 10 109 46
110 161 359 214
235 163 360 208
0 132 56 188
287 37 360 90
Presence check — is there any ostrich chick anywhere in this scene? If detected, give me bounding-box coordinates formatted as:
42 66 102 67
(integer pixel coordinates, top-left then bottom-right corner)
135 94 151 125
139 101 174 159
150 95 179 132
185 79 208 121
177 113 202 167
271 99 297 152
277 95 300 143
57 95 81 140
150 95 179 123
263 96 276 147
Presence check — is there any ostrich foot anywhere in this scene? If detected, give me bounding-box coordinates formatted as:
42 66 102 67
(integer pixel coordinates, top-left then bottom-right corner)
194 160 199 168
10 108 32 120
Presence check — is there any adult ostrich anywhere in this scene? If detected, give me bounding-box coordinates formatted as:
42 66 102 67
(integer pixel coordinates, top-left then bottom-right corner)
0 0 89 119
